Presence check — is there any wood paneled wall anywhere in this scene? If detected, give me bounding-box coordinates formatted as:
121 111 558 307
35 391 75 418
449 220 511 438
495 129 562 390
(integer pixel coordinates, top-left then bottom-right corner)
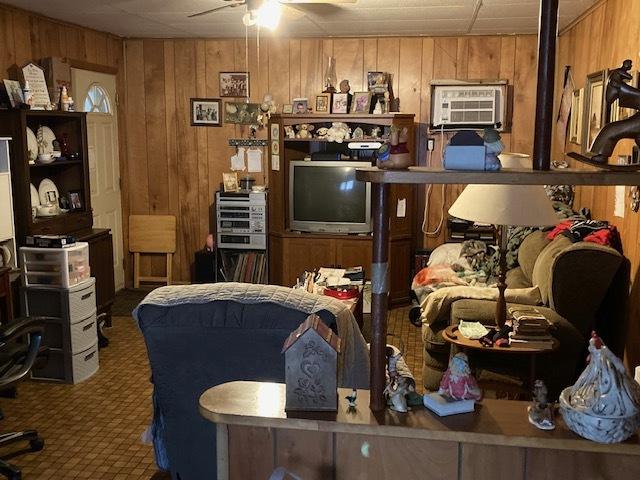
554 0 640 366
123 34 538 281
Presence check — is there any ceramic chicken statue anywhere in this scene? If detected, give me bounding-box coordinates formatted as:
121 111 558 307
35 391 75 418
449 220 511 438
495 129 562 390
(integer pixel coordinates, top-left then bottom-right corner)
438 353 482 401
559 332 640 443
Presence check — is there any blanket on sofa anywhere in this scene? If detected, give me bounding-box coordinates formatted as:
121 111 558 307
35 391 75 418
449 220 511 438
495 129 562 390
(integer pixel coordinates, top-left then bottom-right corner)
133 282 370 389
420 285 542 326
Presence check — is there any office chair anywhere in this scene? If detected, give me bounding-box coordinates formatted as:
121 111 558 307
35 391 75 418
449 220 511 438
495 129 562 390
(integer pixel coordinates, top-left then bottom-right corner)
0 316 48 480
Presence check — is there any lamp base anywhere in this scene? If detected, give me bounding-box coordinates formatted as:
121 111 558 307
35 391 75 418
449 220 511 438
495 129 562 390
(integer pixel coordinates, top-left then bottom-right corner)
495 225 508 329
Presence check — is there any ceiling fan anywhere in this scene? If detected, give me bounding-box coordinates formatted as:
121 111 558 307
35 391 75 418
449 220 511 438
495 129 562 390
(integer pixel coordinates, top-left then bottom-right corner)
188 0 356 29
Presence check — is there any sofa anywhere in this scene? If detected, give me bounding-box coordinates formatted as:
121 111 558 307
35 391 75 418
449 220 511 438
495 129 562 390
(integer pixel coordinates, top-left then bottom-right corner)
134 282 369 480
422 230 626 397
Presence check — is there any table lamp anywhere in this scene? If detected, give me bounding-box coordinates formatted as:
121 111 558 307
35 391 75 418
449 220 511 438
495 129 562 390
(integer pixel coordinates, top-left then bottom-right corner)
448 184 559 328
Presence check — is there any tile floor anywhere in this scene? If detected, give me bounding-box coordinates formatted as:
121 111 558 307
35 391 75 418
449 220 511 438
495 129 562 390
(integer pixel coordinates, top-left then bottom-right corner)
0 293 421 479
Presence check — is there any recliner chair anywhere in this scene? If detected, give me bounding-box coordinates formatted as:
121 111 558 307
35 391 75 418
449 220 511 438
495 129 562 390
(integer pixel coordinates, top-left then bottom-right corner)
0 316 47 480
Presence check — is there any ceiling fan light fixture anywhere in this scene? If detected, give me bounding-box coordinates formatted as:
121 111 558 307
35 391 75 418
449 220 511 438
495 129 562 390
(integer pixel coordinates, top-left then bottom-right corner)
257 0 282 30
242 11 257 26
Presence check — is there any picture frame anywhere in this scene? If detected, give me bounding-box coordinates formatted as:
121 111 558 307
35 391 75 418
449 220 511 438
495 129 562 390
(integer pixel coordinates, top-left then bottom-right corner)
282 104 293 114
222 172 239 193
583 70 607 154
569 88 583 145
315 94 331 113
331 93 349 114
191 98 222 127
351 92 372 114
292 98 309 114
219 72 249 98
2 79 23 108
224 102 260 124
367 71 389 94
67 190 83 211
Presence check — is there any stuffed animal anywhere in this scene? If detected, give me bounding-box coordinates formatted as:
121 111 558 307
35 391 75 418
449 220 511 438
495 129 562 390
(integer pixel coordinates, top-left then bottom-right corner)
326 122 350 143
296 124 314 139
316 127 329 138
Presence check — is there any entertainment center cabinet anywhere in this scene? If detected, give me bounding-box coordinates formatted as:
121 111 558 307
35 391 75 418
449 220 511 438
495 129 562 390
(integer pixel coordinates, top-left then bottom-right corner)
267 113 416 304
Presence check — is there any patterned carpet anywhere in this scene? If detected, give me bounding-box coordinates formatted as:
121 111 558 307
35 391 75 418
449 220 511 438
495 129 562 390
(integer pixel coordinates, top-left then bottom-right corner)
0 289 422 479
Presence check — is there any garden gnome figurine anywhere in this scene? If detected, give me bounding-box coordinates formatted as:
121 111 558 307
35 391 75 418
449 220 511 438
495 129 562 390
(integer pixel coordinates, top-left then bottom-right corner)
438 353 482 401
528 380 555 430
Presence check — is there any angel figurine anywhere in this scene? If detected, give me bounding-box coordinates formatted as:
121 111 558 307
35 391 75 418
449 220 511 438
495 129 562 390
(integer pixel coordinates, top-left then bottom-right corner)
438 353 482 401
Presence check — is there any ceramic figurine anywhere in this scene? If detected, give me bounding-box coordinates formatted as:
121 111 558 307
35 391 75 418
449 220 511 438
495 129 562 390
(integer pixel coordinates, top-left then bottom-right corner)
371 127 381 139
559 332 640 443
339 79 350 94
384 376 409 412
295 124 314 139
352 127 364 139
483 128 503 171
438 353 482 401
373 99 383 115
376 126 412 169
345 389 357 409
528 380 555 430
284 126 296 139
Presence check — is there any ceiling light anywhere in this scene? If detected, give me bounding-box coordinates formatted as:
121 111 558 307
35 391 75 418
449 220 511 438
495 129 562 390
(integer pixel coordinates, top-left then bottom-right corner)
257 0 282 30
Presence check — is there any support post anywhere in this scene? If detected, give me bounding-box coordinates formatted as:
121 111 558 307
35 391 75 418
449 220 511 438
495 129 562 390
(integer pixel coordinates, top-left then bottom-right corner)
532 0 559 171
370 183 390 411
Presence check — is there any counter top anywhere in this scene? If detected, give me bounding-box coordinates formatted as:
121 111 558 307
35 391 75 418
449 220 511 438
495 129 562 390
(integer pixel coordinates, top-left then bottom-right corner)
199 381 640 456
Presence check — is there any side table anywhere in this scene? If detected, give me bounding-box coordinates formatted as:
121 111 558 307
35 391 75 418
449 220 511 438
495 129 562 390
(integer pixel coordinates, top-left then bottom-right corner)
442 325 559 394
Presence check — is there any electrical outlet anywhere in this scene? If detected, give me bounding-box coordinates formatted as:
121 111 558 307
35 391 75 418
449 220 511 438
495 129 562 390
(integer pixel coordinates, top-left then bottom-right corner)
427 138 435 151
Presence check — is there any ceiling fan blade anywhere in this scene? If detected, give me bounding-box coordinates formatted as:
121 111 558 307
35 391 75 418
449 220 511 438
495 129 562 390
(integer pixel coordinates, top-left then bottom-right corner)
188 2 245 18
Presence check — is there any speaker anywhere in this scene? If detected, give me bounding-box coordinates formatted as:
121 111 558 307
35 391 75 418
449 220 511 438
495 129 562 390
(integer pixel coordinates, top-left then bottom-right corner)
194 250 216 283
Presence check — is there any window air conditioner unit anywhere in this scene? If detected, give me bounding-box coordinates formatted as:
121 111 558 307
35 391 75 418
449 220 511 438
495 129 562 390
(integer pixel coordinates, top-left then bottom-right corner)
430 81 508 131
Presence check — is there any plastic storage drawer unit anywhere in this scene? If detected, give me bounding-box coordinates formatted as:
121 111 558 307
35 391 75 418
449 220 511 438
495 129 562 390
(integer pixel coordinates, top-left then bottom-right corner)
21 242 91 288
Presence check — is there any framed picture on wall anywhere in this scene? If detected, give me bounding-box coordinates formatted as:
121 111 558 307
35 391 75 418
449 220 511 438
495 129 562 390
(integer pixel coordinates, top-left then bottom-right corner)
315 94 331 113
191 98 222 127
569 88 583 145
224 102 259 124
219 72 249 98
331 93 349 113
582 70 607 154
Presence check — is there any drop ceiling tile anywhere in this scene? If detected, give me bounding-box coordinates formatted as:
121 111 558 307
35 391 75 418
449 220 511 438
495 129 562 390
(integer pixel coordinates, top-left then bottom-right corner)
0 0 599 38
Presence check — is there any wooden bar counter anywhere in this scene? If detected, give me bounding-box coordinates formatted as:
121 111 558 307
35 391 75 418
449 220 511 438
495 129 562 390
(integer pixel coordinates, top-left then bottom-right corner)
199 381 640 480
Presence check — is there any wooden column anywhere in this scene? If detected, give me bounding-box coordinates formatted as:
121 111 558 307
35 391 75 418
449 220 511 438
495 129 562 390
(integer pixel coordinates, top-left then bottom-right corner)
370 183 390 411
532 0 559 171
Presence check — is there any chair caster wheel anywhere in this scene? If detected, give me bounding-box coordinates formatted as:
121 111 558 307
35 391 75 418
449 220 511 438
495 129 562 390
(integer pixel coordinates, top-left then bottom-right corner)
29 438 44 452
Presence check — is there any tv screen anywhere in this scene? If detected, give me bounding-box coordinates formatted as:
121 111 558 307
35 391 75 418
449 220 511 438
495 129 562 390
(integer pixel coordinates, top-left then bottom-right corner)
289 161 371 234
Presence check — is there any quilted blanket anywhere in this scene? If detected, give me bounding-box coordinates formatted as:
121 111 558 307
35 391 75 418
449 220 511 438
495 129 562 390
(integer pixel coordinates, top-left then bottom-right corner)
133 282 370 388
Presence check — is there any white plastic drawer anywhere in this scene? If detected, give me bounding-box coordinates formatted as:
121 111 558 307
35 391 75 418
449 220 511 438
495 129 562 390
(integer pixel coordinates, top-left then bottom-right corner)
70 314 98 354
68 282 96 322
72 342 99 383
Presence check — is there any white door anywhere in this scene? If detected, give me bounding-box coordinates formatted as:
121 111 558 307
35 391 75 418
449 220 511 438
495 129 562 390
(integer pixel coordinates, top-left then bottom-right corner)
71 69 125 291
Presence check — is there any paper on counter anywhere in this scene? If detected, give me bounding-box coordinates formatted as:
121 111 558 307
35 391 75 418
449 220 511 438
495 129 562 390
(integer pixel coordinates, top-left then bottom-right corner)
459 321 489 340
247 148 263 173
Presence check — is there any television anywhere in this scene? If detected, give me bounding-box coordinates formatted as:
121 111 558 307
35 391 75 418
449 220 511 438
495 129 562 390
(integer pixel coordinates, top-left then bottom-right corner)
289 161 372 234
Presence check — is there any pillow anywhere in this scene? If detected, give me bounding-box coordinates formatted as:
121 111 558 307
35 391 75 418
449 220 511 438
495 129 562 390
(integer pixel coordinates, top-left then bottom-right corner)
427 243 462 267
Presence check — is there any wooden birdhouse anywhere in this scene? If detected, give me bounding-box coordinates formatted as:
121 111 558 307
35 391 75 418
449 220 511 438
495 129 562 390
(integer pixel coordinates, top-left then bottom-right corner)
281 314 341 412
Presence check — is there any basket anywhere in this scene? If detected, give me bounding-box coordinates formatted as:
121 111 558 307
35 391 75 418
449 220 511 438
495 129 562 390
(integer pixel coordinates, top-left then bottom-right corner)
559 387 640 444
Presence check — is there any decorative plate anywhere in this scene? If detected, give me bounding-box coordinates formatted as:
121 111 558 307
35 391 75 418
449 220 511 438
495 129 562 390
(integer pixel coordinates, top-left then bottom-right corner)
30 183 40 207
38 178 59 206
38 126 56 155
26 127 37 163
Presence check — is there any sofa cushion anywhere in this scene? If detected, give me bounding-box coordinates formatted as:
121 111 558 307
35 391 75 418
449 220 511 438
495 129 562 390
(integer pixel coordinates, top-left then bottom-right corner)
517 230 550 283
531 235 573 305
505 266 531 289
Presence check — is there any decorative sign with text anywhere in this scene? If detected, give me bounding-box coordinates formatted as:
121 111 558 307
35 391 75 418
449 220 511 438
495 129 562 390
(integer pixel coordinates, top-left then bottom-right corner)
22 63 50 109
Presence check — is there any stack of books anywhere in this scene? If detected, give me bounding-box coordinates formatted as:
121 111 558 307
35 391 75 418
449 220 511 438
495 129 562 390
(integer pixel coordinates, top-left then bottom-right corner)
508 307 554 348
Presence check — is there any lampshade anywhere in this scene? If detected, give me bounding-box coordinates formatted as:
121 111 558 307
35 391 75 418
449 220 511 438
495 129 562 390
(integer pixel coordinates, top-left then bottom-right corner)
448 184 559 227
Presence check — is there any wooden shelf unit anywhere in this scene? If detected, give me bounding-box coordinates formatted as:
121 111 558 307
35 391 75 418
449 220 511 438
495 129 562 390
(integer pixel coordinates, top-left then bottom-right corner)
0 111 115 325
267 113 416 304
0 110 92 238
